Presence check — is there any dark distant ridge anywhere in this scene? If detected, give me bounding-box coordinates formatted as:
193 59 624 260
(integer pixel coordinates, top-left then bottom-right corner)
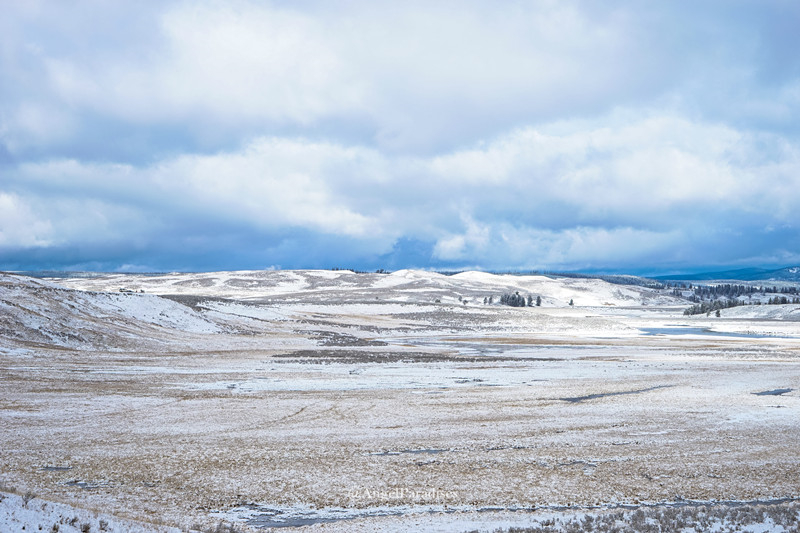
11 270 167 278
654 266 800 282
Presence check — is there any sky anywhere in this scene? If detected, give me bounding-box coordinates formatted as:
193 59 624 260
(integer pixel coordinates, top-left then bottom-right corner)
2 0 800 274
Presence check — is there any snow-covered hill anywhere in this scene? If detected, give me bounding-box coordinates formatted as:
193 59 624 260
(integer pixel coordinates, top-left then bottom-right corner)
720 303 800 321
0 269 687 352
0 273 221 350
42 269 686 307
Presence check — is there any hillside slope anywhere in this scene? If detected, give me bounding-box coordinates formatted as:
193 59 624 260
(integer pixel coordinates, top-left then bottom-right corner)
42 269 686 307
0 273 221 351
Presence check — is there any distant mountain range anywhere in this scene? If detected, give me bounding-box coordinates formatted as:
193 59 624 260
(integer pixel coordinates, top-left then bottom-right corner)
654 266 800 282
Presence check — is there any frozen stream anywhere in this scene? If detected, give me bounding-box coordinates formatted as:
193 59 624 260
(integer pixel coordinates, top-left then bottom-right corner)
218 497 800 530
639 326 794 339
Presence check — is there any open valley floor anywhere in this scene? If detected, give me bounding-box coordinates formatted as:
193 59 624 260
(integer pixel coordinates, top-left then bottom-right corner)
1 270 799 531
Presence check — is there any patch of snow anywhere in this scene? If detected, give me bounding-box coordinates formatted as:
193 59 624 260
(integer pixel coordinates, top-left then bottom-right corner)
0 491 181 533
88 292 222 334
721 304 800 321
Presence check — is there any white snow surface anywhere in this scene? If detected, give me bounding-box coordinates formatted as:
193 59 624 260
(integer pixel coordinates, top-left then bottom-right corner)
3 269 800 532
0 273 221 350
217 501 799 533
42 269 686 307
721 303 800 321
0 491 180 533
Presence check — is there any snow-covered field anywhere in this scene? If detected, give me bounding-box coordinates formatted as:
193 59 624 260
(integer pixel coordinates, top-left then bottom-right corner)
0 490 181 533
1 270 799 531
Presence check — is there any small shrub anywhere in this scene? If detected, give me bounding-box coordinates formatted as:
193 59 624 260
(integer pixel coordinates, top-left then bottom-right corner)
80 523 91 533
22 490 36 507
206 522 243 533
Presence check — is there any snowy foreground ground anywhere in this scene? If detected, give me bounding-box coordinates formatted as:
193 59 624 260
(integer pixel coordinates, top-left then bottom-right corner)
1 269 799 532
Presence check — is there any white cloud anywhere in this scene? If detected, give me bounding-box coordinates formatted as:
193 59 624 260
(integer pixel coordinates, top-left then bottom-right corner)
1 0 713 153
151 138 386 237
42 2 365 126
7 102 75 149
0 193 53 247
9 138 397 251
6 110 800 268
432 223 682 269
427 113 800 225
3 1 800 269
0 189 157 252
432 217 491 261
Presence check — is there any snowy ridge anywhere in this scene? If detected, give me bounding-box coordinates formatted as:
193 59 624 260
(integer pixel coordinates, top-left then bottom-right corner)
44 269 686 307
0 273 220 350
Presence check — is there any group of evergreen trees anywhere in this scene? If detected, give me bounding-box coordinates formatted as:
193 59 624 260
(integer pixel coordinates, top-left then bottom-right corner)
683 299 742 316
767 296 800 305
694 284 755 300
681 284 798 301
684 295 800 316
498 292 542 307
689 284 794 302
330 268 389 274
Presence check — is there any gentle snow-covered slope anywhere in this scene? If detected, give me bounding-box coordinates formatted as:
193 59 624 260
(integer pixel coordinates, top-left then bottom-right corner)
44 269 685 307
449 271 674 306
0 491 181 533
0 273 220 350
2 270 651 353
721 303 800 321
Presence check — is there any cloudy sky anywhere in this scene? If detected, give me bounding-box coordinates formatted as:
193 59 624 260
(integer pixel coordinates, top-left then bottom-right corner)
2 1 800 274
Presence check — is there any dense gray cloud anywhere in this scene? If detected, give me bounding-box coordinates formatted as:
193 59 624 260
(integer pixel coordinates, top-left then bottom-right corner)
2 1 800 273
